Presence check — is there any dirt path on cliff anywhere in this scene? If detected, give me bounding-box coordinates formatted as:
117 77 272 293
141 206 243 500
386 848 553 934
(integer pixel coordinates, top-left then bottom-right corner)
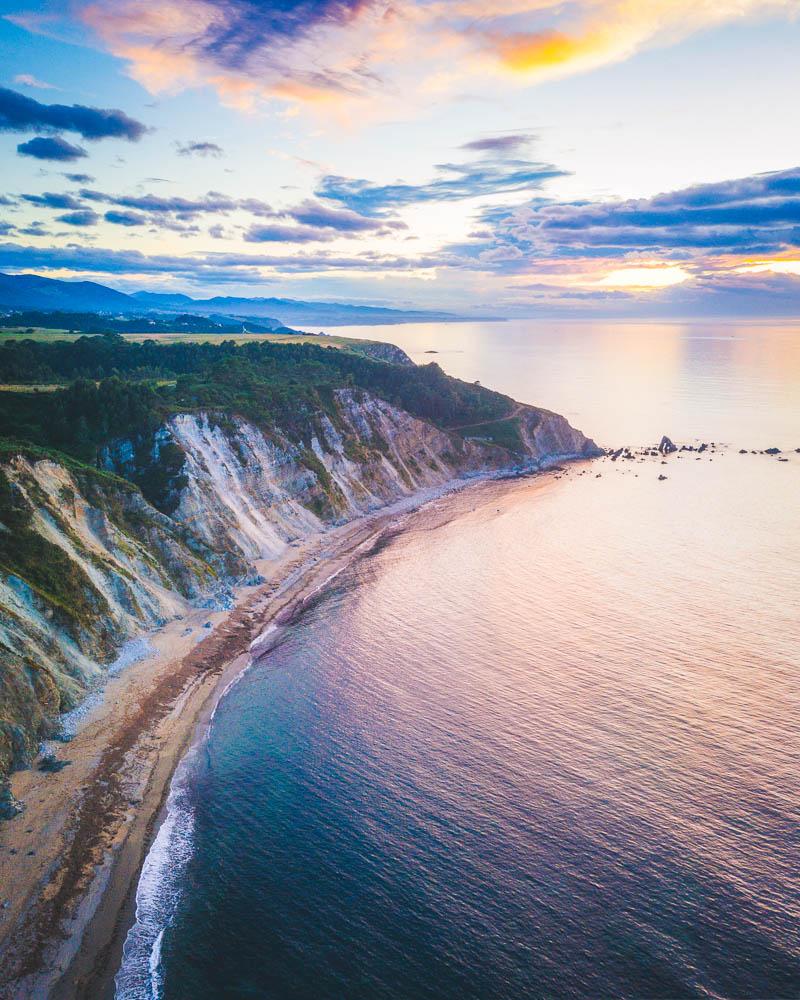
445 403 525 431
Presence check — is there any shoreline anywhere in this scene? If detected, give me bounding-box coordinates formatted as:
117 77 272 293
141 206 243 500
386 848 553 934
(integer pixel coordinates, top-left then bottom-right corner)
0 466 563 998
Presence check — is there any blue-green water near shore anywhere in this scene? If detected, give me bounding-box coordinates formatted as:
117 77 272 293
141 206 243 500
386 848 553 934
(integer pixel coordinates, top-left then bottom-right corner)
116 320 800 999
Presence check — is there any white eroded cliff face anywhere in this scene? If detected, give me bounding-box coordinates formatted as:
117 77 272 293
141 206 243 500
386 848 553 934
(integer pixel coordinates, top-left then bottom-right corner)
167 388 511 561
0 387 598 811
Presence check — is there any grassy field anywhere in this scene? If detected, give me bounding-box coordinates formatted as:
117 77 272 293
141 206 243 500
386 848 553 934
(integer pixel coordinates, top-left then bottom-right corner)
0 328 79 342
0 328 368 351
121 331 361 349
0 383 64 392
0 380 179 394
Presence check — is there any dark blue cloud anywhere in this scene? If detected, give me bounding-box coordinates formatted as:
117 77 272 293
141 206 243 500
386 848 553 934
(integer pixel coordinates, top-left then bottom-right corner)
17 136 87 161
105 210 146 226
0 87 146 141
56 209 98 226
62 172 95 183
22 191 85 209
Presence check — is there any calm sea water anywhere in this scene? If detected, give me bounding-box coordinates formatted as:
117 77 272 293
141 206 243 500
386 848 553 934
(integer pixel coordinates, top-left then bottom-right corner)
116 321 800 1000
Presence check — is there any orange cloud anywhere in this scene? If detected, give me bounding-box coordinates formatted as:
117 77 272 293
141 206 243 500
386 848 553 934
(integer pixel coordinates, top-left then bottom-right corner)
490 0 796 80
75 0 797 116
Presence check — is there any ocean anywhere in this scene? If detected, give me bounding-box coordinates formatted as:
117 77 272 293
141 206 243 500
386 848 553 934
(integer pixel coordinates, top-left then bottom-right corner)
116 320 800 999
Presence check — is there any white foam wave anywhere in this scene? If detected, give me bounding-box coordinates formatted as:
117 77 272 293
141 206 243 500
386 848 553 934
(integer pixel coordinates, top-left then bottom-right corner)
113 743 199 1000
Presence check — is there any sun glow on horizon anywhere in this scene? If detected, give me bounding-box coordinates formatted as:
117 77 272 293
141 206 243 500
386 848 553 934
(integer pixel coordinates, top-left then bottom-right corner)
594 266 691 289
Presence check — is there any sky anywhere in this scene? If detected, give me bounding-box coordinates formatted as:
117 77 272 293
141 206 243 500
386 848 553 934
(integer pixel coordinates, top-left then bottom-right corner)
0 0 799 317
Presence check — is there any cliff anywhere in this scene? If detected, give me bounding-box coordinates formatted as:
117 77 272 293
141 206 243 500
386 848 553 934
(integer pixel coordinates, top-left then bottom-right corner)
0 386 598 816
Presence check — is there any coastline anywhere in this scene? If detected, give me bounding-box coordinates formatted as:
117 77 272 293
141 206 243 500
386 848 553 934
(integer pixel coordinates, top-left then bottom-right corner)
0 465 573 998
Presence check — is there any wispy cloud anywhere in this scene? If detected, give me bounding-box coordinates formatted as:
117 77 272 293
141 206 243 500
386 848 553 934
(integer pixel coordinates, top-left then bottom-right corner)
176 140 224 157
460 132 536 155
13 73 58 90
317 154 566 215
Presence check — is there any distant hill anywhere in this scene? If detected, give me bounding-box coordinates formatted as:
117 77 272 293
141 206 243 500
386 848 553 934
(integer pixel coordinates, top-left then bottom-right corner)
0 272 471 327
132 291 465 327
0 272 134 313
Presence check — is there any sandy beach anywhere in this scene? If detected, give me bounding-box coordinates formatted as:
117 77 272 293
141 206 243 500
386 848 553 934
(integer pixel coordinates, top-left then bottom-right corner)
0 490 448 999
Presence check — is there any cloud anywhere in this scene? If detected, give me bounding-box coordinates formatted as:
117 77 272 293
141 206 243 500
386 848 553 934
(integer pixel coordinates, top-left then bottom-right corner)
80 187 239 218
22 191 85 209
75 0 796 116
0 241 443 281
66 184 392 241
56 209 99 226
18 223 50 236
460 133 536 155
176 140 224 157
244 222 337 244
287 198 402 232
317 155 566 215
462 166 800 274
105 209 146 226
13 73 57 90
17 136 88 161
62 172 95 183
0 86 147 140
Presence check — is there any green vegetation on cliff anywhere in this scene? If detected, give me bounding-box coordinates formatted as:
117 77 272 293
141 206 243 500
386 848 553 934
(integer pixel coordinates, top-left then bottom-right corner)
0 335 518 471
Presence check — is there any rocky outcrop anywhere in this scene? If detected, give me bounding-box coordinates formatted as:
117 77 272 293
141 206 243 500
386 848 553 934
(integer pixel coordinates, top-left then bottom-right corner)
0 387 598 811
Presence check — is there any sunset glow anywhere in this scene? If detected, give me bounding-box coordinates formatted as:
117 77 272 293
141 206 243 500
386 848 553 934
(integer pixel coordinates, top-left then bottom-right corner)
0 0 798 315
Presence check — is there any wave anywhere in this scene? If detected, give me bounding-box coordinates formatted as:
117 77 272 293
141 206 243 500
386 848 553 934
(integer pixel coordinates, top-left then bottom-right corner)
114 623 287 998
114 741 199 1000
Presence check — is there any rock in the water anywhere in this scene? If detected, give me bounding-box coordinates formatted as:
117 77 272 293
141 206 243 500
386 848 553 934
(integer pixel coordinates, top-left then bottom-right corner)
658 474 668 481
765 447 781 455
658 436 677 454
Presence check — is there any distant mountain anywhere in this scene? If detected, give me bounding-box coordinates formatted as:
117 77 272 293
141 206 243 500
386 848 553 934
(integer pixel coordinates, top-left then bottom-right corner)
0 271 473 327
0 272 134 313
132 291 464 326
